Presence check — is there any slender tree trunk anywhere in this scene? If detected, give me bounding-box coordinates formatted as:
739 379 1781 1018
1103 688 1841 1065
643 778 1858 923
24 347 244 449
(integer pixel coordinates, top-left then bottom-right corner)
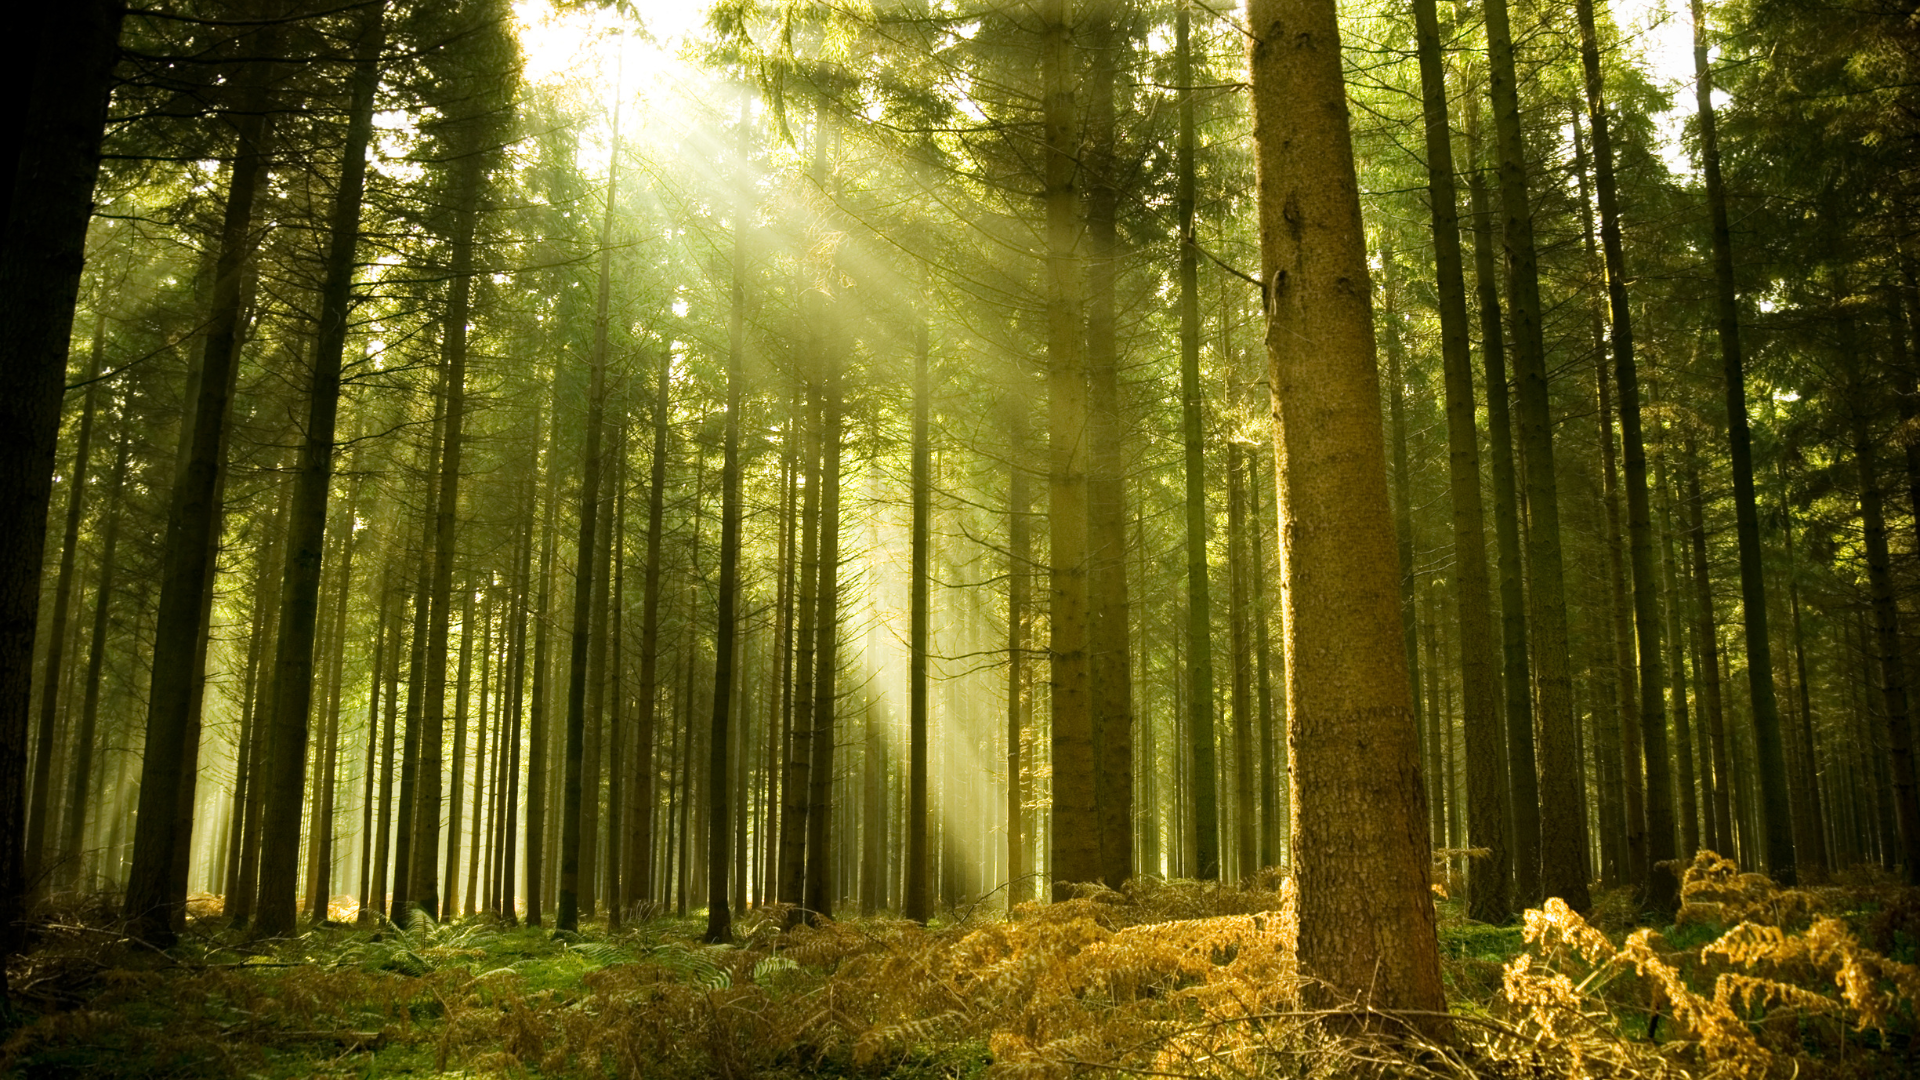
57 421 131 892
1691 0 1792 884
123 30 277 944
705 92 752 943
26 322 103 890
804 356 844 922
526 377 561 927
1465 85 1537 905
1174 3 1220 884
1229 436 1255 881
307 470 360 921
604 438 627 925
1844 343 1920 883
356 566 391 921
1684 444 1735 853
629 356 669 912
1249 0 1447 1024
1085 3 1133 890
559 103 620 932
253 4 386 937
1412 0 1506 920
1483 0 1587 911
1573 4 1676 906
1042 0 1096 899
1657 450 1701 857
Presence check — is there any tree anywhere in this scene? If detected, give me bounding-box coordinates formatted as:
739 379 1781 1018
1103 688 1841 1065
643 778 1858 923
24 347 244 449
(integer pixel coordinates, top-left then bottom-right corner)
1248 0 1445 1023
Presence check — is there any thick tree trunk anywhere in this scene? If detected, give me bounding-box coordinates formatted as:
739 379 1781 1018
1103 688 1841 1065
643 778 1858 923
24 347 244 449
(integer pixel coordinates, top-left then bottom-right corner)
1 0 124 971
1248 0 1447 1025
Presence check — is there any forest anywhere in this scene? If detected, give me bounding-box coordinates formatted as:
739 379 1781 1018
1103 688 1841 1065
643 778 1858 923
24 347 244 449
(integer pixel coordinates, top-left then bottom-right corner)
0 0 1917 1076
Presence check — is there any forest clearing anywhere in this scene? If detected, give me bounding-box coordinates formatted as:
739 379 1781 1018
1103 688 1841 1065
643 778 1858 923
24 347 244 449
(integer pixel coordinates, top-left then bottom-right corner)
2 0 1917 1075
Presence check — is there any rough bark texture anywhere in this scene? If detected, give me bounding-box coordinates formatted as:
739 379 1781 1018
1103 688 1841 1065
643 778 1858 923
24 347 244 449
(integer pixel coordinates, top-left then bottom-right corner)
1248 0 1447 1024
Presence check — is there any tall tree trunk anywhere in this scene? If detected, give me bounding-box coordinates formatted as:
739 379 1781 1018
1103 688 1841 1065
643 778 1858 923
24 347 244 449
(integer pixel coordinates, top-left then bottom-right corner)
1464 85 1537 906
804 359 844 922
1574 2 1676 907
124 31 276 945
905 308 932 922
526 374 562 926
1412 0 1506 920
1042 0 1097 899
307 469 360 921
26 322 103 890
1248 0 1447 1024
1657 449 1701 858
1843 341 1920 884
1691 0 1793 885
1684 443 1735 853
1250 449 1284 870
706 91 751 943
604 436 627 925
1 0 125 972
1383 256 1431 854
559 102 620 932
253 2 387 937
56 420 131 891
1085 3 1133 890
356 566 392 921
1174 3 1220 884
629 355 669 912
1229 436 1254 881
1483 0 1588 911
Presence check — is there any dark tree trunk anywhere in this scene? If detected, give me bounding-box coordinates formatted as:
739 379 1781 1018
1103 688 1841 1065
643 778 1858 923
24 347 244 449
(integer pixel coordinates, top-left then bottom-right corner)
1174 4 1219 884
1411 0 1506 920
558 104 620 932
253 3 386 937
124 26 274 945
26 322 103 891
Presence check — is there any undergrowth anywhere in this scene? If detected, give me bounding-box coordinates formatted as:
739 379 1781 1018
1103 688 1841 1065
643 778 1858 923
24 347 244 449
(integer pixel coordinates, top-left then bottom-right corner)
3 855 1915 1078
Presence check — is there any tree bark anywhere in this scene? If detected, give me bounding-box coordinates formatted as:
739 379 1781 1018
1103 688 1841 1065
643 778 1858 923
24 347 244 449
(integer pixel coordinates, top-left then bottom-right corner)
1412 0 1506 921
124 25 274 945
254 2 386 937
1483 0 1588 911
1249 0 1447 1025
1174 3 1220 884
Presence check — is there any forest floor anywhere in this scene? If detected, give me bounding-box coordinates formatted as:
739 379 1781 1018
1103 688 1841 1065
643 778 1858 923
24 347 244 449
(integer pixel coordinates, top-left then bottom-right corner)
2 854 1916 1079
